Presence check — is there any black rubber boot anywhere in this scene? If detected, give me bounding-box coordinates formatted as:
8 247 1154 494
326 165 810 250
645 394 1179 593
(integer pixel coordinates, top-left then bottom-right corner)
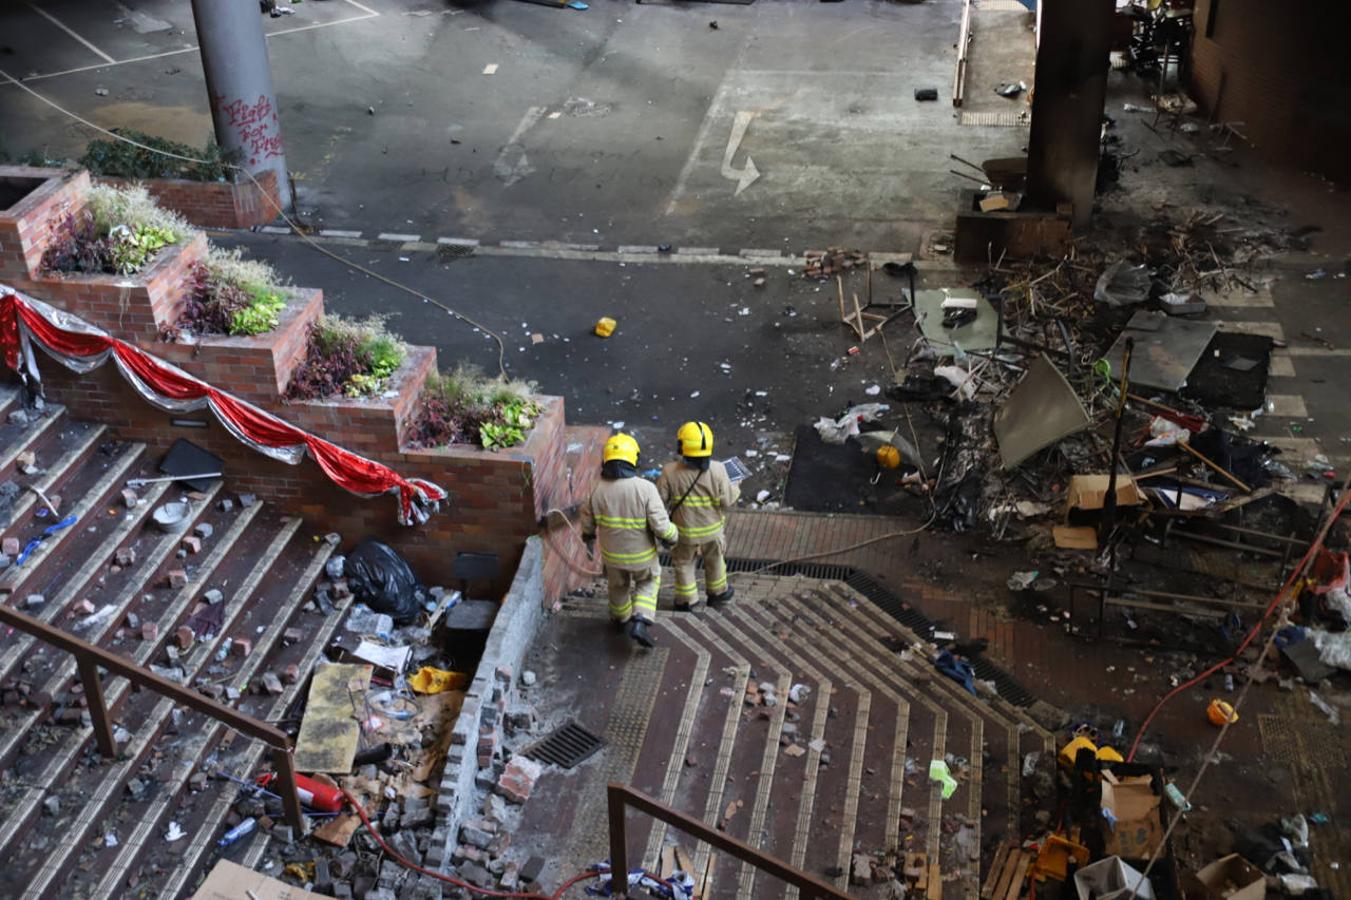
612 618 629 634
629 617 656 648
707 586 735 608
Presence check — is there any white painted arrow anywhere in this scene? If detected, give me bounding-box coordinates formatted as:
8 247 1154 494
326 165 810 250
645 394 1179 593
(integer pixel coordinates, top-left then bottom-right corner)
720 110 761 196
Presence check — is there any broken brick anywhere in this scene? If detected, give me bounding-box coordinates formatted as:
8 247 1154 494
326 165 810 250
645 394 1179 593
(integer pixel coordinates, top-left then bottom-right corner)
115 547 136 567
175 626 195 650
495 756 543 805
141 622 158 642
261 673 284 695
282 663 300 685
282 627 303 644
167 569 188 589
232 638 252 658
180 536 202 555
121 489 138 509
3 537 21 557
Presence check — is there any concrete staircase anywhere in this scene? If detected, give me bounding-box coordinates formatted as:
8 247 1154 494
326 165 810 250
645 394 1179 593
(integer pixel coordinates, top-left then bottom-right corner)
0 386 338 899
534 570 1057 899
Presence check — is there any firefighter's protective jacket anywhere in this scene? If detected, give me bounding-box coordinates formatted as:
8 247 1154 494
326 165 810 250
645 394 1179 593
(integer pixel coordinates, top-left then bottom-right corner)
656 459 740 545
580 477 677 571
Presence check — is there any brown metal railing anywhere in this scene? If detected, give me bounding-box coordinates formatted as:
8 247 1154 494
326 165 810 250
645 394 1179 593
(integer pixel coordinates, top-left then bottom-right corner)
0 602 305 831
606 782 852 899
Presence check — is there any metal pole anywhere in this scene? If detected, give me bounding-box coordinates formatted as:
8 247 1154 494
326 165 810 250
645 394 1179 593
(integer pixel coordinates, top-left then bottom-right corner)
271 746 306 835
607 784 630 897
77 656 117 757
189 0 291 203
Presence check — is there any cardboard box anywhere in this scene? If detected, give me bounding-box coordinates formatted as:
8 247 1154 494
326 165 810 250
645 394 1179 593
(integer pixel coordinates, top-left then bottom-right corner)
1100 771 1163 859
194 859 324 899
1053 474 1144 550
1074 856 1155 900
1184 854 1266 900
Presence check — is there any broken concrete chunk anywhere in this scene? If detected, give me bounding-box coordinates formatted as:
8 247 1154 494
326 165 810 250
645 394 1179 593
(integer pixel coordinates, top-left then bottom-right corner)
141 622 159 642
193 522 213 539
2 537 19 557
24 594 44 608
238 493 257 508
261 672 284 695
203 588 224 605
121 489 139 509
218 499 234 513
282 627 303 644
115 547 136 567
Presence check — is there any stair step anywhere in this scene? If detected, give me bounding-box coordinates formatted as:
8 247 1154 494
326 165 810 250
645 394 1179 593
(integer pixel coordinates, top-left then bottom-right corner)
0 405 66 477
0 440 145 593
0 421 108 529
147 539 341 900
0 492 251 861
57 516 305 899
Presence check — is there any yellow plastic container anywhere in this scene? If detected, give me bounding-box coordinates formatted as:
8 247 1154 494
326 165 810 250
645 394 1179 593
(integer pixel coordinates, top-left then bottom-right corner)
876 445 902 469
594 316 617 338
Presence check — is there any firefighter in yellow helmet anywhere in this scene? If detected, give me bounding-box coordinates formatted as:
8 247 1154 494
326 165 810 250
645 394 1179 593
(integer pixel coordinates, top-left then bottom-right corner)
657 422 740 610
579 433 677 648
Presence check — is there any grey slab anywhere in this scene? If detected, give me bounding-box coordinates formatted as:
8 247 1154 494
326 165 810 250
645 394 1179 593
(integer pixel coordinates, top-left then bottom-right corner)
1104 310 1218 392
993 354 1090 468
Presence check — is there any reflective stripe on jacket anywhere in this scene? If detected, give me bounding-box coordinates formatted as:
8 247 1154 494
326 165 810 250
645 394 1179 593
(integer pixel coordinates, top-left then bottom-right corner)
656 459 740 545
580 476 677 570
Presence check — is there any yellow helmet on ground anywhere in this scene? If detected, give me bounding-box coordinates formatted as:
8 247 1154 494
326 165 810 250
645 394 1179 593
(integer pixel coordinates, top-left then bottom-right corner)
677 421 714 458
604 432 640 466
876 445 902 469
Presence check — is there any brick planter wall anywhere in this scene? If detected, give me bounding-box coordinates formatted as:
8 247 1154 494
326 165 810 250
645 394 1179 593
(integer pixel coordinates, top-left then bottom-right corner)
96 171 280 230
150 286 323 400
23 360 594 596
17 232 207 341
0 167 88 284
282 344 438 457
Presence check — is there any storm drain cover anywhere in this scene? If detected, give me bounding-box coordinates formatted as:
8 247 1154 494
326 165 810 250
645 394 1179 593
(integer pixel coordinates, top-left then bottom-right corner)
524 721 605 769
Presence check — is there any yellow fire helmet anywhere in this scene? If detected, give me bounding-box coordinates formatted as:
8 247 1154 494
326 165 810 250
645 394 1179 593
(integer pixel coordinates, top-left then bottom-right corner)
604 432 640 466
677 421 714 458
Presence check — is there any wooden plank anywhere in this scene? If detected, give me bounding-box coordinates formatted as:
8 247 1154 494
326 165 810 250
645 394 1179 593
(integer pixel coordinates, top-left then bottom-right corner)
1001 854 1032 900
981 843 1012 899
926 861 943 900
293 662 372 773
660 846 676 880
990 848 1021 900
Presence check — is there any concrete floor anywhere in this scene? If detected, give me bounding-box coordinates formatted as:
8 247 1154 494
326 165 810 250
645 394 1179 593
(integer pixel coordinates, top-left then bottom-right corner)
0 0 1032 251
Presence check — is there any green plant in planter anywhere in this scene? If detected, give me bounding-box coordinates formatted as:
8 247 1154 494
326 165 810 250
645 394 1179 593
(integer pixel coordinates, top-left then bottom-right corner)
228 285 287 336
480 396 539 450
107 223 178 275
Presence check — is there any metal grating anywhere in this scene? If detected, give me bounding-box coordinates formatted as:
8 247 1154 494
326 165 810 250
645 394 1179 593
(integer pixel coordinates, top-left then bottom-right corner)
524 720 605 769
959 111 1030 127
436 243 476 260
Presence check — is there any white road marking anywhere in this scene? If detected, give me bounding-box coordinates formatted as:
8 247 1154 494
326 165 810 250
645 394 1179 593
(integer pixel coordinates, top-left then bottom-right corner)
483 63 499 75
665 77 730 216
24 0 115 64
1268 352 1296 378
1217 320 1285 340
1265 394 1309 418
720 109 761 196
1 10 378 84
1286 346 1351 357
492 106 546 187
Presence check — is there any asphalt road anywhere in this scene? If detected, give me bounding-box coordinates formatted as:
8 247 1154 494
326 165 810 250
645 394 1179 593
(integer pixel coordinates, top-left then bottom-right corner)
0 0 1031 252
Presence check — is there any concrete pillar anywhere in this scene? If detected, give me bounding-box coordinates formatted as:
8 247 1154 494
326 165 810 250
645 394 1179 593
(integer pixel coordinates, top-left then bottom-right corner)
1025 0 1113 230
190 0 290 206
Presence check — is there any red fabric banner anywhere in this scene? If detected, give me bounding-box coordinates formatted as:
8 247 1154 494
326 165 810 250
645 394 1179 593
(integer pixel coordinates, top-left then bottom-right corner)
0 290 445 524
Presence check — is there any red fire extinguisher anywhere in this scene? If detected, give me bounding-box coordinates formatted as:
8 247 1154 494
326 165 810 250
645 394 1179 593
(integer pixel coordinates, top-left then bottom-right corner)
256 772 344 813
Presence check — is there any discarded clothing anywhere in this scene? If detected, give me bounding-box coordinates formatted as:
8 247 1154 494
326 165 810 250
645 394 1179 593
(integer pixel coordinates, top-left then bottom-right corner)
935 649 977 695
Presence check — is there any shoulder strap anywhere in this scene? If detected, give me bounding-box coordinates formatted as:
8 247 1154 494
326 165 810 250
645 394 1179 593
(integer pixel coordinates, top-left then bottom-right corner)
667 467 706 514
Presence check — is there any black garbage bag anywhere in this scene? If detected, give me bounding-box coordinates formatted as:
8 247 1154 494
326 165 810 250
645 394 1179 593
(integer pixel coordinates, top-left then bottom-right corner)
344 539 426 624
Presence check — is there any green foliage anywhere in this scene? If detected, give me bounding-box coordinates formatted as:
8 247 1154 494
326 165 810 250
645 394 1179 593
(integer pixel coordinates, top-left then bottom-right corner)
410 366 540 450
175 246 288 338
106 223 177 275
288 315 407 400
79 130 237 182
86 183 189 243
229 286 287 336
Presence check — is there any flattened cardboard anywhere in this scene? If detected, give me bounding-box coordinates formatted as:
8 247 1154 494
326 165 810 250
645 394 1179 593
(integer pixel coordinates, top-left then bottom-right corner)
1053 475 1144 549
194 859 324 899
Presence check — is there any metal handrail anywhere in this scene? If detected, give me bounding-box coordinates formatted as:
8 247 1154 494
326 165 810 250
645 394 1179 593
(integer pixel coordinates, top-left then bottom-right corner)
0 602 305 831
606 782 852 899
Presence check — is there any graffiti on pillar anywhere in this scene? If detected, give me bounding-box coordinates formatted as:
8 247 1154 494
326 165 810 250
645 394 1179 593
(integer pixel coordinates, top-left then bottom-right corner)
214 93 284 166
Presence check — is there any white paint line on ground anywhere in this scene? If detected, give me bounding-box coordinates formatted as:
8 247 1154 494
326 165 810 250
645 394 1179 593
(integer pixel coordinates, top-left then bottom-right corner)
483 63 499 75
341 0 381 17
740 249 784 258
377 232 421 242
1286 346 1351 357
1206 291 1274 309
319 229 363 238
499 240 541 249
472 245 810 267
1 12 378 84
1268 354 1296 378
678 247 721 256
259 225 291 235
1265 394 1309 418
1217 321 1285 340
720 109 761 196
540 241 603 252
492 106 545 187
437 237 480 247
24 1 115 64
617 245 659 254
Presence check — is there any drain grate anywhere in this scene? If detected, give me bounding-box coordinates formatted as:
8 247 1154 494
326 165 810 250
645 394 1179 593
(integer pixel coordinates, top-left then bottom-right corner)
524 721 605 769
959 111 1030 127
